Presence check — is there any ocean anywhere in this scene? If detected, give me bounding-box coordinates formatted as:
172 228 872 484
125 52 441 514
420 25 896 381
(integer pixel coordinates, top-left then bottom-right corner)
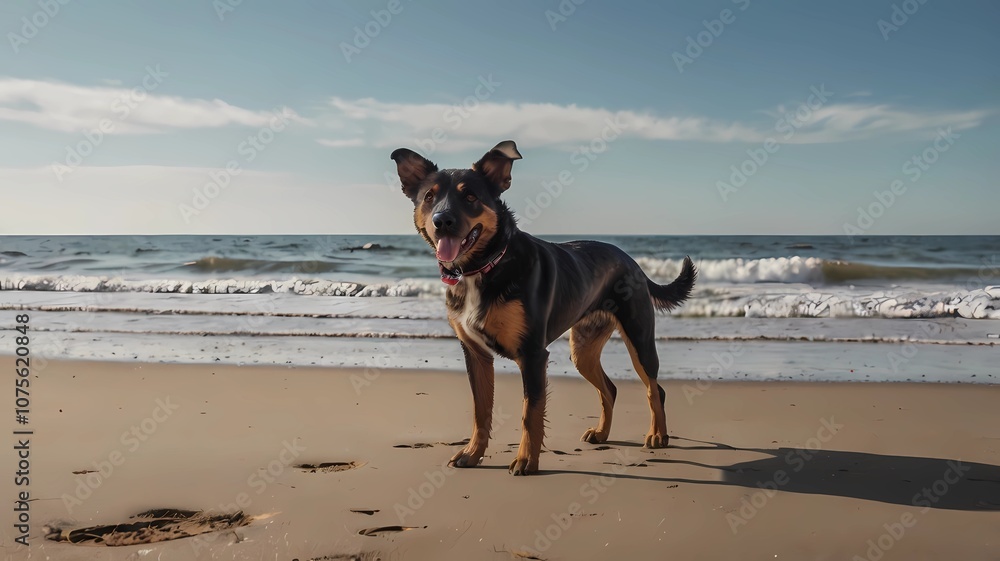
1 234 997 383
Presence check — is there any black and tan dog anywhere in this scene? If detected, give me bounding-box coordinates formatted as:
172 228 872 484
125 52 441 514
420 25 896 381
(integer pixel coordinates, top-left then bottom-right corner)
391 140 696 475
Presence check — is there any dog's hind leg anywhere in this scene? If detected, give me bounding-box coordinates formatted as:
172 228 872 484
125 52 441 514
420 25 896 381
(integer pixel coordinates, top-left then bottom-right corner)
617 314 669 449
569 313 617 444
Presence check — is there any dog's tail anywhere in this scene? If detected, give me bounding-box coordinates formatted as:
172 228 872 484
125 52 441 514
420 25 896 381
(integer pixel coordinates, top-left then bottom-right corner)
647 256 697 312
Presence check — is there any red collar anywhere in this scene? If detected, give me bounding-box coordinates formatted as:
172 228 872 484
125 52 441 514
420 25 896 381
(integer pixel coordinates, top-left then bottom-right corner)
438 244 508 285
462 244 508 276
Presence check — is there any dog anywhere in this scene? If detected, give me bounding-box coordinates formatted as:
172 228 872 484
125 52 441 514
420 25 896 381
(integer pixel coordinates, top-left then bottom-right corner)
391 140 696 475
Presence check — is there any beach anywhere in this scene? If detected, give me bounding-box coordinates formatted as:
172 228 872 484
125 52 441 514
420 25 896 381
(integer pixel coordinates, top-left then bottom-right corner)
5 0 999 557
4 359 999 560
1 234 999 559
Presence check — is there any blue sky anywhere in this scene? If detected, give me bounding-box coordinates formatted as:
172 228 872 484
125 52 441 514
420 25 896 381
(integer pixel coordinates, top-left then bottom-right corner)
1 0 997 235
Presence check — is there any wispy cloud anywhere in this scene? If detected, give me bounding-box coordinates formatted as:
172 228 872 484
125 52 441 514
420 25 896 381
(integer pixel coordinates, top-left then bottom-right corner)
317 97 991 151
0 77 310 134
779 103 989 143
316 138 365 148
322 97 761 149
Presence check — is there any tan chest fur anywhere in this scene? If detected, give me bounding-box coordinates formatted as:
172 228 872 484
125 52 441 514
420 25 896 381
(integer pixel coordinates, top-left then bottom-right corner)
447 279 527 357
450 279 491 352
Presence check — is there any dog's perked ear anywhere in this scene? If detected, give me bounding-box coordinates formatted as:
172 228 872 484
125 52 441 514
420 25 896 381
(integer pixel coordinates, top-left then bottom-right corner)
390 148 438 201
472 140 522 193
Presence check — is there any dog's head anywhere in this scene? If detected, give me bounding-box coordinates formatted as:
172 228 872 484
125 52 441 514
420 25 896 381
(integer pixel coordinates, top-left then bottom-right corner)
391 140 522 283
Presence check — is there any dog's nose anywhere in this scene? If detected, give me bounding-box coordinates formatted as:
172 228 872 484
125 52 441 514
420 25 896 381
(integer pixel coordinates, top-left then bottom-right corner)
432 211 455 231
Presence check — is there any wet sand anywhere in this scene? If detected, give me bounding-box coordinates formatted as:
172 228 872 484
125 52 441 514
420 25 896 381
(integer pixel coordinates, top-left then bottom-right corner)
3 360 1000 560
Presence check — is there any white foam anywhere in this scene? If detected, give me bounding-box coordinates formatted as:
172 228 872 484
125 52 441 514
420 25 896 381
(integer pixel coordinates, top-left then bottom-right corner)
2 274 999 320
721 288 1000 320
355 280 445 298
1 274 364 296
636 256 825 284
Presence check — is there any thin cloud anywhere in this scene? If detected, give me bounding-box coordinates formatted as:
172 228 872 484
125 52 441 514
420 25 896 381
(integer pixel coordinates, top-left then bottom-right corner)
786 103 989 143
0 78 311 134
316 138 365 148
317 96 991 151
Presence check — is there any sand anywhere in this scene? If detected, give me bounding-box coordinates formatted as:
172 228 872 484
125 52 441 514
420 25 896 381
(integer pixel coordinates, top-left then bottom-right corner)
3 360 1000 560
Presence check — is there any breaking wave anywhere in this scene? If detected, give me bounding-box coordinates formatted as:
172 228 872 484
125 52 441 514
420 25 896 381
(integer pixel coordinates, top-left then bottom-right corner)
635 257 980 285
2 274 998 319
0 274 445 297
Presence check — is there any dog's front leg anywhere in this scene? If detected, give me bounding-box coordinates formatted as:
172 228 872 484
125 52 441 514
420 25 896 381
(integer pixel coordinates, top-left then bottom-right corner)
450 342 494 468
510 348 548 476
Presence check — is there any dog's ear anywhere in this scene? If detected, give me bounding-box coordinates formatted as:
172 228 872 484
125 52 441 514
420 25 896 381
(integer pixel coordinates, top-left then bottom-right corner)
472 140 522 193
390 148 438 201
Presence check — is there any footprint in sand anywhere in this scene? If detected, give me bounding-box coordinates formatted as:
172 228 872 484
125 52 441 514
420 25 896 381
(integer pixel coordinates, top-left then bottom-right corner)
301 553 382 561
394 439 469 449
44 508 258 546
295 461 363 473
603 460 648 467
358 525 426 537
548 449 580 456
509 549 548 560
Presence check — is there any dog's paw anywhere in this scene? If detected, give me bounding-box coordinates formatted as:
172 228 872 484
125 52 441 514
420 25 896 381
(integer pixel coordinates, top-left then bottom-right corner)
448 445 485 468
581 428 609 444
508 456 539 476
643 432 669 449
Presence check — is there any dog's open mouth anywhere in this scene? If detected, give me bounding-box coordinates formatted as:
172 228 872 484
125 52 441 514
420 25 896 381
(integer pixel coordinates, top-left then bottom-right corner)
436 224 482 285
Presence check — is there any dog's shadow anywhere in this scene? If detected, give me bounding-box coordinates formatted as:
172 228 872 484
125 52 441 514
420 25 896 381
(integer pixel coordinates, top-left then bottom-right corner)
547 437 1000 512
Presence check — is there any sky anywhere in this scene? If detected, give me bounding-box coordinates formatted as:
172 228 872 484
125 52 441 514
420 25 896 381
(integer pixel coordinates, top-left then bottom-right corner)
0 0 997 235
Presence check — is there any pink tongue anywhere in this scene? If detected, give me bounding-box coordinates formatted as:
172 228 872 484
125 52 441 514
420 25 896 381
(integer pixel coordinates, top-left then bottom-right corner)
436 237 461 262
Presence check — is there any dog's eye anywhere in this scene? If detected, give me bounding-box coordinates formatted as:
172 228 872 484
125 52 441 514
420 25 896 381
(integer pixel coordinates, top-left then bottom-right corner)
424 191 434 203
465 193 477 203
